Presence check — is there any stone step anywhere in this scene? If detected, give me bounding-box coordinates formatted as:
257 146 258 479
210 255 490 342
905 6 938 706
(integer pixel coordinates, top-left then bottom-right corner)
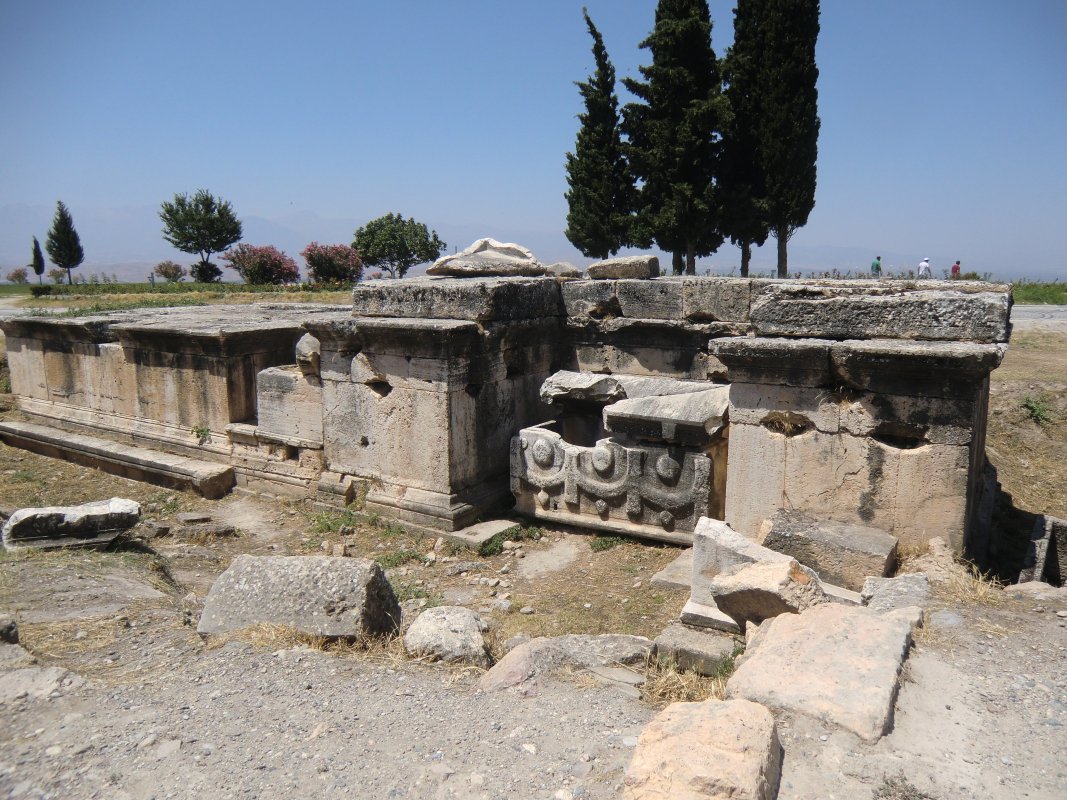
0 420 234 499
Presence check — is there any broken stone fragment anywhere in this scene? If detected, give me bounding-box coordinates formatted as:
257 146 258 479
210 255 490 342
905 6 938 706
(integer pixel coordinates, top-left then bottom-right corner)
1 498 141 551
587 255 659 280
653 621 736 677
197 555 401 639
479 634 652 692
708 559 828 631
403 606 490 667
603 385 730 445
624 698 782 800
860 573 931 613
427 238 547 277
294 332 321 377
544 261 583 278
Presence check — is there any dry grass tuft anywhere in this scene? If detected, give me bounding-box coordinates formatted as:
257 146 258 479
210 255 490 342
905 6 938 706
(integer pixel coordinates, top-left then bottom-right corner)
937 564 1006 607
640 652 735 707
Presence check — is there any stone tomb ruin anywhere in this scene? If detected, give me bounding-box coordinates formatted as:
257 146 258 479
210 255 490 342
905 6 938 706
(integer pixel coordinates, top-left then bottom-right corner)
0 275 1012 568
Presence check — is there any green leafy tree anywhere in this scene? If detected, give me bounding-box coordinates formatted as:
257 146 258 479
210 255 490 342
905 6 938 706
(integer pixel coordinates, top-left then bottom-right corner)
718 0 770 278
30 236 46 284
154 260 187 283
159 189 242 283
352 213 445 279
45 201 85 285
754 0 821 277
623 0 727 275
564 8 633 259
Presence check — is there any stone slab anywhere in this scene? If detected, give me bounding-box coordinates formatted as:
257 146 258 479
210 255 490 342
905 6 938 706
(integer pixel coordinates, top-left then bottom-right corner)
2 497 140 551
444 520 521 550
0 421 235 500
624 698 782 800
690 518 792 609
654 622 736 676
861 573 931 613
350 277 564 321
479 634 653 691
709 559 828 631
587 255 659 280
650 548 693 590
603 386 730 445
727 603 922 742
762 510 898 592
680 598 741 635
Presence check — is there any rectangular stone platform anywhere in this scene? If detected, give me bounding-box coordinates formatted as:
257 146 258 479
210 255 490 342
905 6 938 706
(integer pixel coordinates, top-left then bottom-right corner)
0 420 234 499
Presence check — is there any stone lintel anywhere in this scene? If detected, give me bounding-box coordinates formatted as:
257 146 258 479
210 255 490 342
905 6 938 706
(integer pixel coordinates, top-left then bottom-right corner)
351 277 565 322
830 339 1006 397
712 337 832 387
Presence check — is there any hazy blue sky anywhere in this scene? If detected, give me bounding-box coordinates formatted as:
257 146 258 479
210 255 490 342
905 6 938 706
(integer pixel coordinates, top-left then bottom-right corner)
1 0 1065 280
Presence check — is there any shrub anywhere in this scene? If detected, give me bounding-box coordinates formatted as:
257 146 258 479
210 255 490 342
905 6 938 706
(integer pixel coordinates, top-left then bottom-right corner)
154 260 187 283
302 242 363 285
47 267 66 284
5 267 29 284
190 261 223 283
1022 395 1052 425
221 244 300 285
30 285 52 297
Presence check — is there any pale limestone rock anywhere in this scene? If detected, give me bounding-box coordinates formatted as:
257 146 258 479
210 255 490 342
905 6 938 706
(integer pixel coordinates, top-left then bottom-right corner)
479 634 652 692
709 559 828 630
727 603 922 742
427 238 546 277
255 366 323 446
2 498 140 551
690 518 791 609
650 547 693 590
0 666 86 703
587 255 659 280
603 385 730 445
295 332 320 377
861 573 930 613
653 622 736 676
624 699 782 800
545 261 583 278
350 276 565 321
761 510 898 592
403 606 489 667
197 555 400 639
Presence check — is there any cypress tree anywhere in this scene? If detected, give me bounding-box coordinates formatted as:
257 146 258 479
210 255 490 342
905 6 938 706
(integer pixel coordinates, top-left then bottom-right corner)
623 0 726 275
564 9 632 259
45 201 85 285
756 0 821 277
30 236 45 284
718 0 770 277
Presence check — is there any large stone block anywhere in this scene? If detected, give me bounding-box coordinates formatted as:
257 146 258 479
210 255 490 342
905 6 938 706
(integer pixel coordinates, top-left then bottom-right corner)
615 279 684 320
749 282 1011 342
712 337 832 387
709 559 828 630
762 510 898 592
256 366 322 446
681 277 753 322
403 606 489 667
2 497 140 550
587 255 659 280
690 518 792 609
197 555 400 638
624 699 782 800
560 280 620 319
351 277 564 321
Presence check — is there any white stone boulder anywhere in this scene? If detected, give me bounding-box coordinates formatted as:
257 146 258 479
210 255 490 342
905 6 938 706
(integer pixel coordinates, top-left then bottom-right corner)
691 517 791 609
403 606 489 667
624 698 782 800
861 573 931 613
197 555 401 639
709 559 828 631
587 255 659 280
479 634 652 692
2 498 140 550
727 603 922 742
427 238 546 277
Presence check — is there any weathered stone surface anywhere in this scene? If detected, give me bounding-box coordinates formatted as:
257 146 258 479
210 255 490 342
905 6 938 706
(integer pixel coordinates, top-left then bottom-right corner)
624 699 782 800
680 598 741 634
540 371 626 405
0 644 36 670
1019 515 1065 585
712 337 832 387
650 547 693 590
560 280 620 318
749 283 1011 342
654 622 736 676
604 386 730 445
294 332 320 376
351 277 564 321
681 278 753 323
545 261 583 278
255 365 323 446
861 573 931 613
479 634 652 691
197 555 401 638
762 510 898 592
691 518 792 608
615 279 684 319
0 666 86 703
403 606 489 667
727 603 922 741
2 497 140 551
709 559 827 630
587 255 660 280
427 238 547 277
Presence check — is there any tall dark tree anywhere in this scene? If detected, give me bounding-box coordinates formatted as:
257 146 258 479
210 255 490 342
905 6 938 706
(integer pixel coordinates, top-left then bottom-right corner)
565 8 632 259
718 0 770 278
159 189 242 283
30 236 46 284
755 0 820 277
623 0 726 275
45 201 84 285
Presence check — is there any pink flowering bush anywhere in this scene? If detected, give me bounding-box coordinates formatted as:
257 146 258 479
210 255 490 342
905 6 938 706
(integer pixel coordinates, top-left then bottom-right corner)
301 242 363 285
221 244 300 285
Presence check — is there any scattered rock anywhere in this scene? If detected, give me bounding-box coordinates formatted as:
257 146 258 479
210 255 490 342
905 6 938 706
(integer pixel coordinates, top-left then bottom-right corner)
0 667 86 703
587 255 659 280
0 614 17 644
2 497 140 550
624 698 782 800
403 606 490 667
427 238 546 277
654 622 737 677
1004 581 1067 602
545 261 583 278
519 606 535 615
480 634 653 692
175 512 214 524
197 555 401 639
861 573 931 613
709 559 827 631
0 644 36 669
447 561 486 577
727 604 922 742
906 536 966 582
178 521 238 539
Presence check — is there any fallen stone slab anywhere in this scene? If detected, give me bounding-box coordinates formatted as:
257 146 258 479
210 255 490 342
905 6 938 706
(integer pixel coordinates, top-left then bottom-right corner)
587 255 659 280
403 606 489 667
727 603 922 742
654 622 737 677
479 634 652 692
0 666 86 703
197 555 401 639
427 238 547 277
541 371 712 407
624 698 782 800
604 386 730 445
650 547 693 590
762 510 897 592
680 598 741 635
691 517 791 608
444 520 520 551
861 573 931 613
709 559 827 631
2 497 140 551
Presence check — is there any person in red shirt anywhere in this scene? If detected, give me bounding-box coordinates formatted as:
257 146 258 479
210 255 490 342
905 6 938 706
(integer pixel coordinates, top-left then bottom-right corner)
951 260 961 278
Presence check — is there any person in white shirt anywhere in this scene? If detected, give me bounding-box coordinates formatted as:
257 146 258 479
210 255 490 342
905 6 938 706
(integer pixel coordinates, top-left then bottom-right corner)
917 258 932 278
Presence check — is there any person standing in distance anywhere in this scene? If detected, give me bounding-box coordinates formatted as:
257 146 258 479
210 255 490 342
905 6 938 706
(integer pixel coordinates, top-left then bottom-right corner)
870 256 882 278
917 257 932 279
951 260 961 278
